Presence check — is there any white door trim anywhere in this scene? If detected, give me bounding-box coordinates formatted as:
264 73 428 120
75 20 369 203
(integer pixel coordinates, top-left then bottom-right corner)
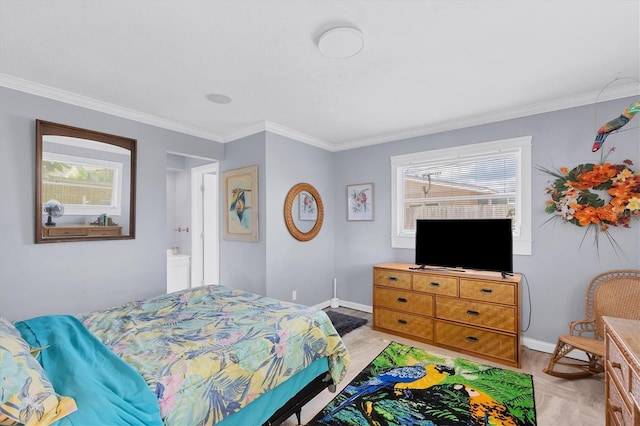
191 162 219 287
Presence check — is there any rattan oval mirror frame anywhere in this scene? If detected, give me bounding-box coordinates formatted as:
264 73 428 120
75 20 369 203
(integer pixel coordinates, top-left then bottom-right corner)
284 182 323 241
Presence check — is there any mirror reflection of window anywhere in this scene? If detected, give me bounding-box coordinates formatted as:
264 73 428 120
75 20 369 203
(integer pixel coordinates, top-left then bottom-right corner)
42 136 130 218
42 154 122 214
36 120 136 243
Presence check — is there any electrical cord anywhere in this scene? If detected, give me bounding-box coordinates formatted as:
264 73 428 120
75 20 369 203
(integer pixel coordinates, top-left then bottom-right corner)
516 271 532 333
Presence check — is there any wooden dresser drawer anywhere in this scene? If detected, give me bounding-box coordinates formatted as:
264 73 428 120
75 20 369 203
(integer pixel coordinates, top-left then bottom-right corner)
87 227 122 236
632 369 640 411
44 225 122 237
434 320 517 362
374 308 433 340
374 287 433 316
373 263 522 368
607 372 633 426
436 297 516 333
608 334 632 391
460 279 515 305
413 274 458 296
604 317 640 426
374 268 412 290
45 227 88 236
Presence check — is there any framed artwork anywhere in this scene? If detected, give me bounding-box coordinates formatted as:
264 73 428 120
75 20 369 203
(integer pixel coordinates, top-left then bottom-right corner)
347 182 374 221
223 165 258 242
298 190 317 221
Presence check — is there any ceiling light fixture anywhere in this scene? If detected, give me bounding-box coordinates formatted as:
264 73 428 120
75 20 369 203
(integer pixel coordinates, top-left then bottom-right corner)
317 27 364 59
205 93 232 104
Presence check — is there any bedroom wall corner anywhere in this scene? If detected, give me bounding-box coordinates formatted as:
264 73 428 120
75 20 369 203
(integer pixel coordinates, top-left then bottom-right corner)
218 132 268 296
264 132 334 306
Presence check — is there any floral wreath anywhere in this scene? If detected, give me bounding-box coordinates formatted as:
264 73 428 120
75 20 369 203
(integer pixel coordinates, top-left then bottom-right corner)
542 160 640 233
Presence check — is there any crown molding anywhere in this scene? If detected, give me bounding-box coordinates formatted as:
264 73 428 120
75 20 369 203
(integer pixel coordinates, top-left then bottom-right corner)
219 122 267 143
221 120 334 151
263 121 334 151
331 82 640 151
3 73 637 153
0 74 224 142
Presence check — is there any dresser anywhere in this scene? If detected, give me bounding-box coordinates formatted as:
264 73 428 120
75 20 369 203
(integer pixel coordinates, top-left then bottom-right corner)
373 262 522 367
604 316 640 426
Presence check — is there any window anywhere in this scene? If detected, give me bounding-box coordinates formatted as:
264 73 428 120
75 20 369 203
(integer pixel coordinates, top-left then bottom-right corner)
41 152 123 216
391 136 532 255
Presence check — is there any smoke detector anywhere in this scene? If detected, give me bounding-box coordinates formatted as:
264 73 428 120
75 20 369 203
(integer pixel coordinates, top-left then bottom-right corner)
317 27 364 59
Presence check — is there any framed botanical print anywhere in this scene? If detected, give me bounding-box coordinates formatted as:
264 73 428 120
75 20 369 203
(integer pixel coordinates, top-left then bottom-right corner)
347 182 374 221
298 190 317 221
223 165 258 241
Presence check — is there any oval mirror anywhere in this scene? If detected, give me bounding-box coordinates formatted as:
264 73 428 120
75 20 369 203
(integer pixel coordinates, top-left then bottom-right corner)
284 183 323 241
36 120 136 243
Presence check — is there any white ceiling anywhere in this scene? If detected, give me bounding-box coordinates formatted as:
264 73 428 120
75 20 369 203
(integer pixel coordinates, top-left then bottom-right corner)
1 1 639 151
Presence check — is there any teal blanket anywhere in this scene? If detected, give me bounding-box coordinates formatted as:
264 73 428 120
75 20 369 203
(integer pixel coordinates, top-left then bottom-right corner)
15 315 162 426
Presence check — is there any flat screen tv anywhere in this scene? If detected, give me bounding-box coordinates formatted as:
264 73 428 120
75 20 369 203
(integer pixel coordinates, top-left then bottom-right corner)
414 218 513 273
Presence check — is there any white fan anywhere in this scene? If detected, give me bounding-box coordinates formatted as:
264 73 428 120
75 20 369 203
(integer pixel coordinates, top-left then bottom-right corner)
43 199 64 226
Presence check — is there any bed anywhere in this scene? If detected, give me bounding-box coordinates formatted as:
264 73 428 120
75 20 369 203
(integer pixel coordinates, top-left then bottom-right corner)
0 285 350 425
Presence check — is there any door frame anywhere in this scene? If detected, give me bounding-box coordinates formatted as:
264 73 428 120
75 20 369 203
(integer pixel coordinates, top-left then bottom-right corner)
191 162 219 286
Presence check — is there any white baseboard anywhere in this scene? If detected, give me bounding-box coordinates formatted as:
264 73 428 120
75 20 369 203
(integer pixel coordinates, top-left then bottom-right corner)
312 300 589 362
310 299 373 313
337 300 373 313
521 337 589 361
521 336 556 354
310 300 331 311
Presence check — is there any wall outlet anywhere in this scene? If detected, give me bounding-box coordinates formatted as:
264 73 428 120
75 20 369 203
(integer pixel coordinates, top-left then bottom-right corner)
292 290 297 301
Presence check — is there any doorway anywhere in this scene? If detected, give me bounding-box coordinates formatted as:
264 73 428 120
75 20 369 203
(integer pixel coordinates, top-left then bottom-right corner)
191 162 219 286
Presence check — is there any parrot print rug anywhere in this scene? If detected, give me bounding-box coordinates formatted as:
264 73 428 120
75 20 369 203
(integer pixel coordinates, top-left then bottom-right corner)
309 341 536 426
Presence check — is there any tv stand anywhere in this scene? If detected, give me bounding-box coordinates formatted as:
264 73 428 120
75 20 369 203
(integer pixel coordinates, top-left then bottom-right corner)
373 262 522 368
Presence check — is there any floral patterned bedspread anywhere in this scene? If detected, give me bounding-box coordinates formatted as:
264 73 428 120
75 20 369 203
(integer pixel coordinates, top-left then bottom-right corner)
77 285 349 425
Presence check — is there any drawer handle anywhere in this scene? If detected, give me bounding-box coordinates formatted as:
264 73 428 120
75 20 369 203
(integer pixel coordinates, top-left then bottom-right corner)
397 297 408 303
388 276 398 282
480 288 493 294
430 282 441 287
397 319 408 325
465 336 479 343
611 361 622 370
466 310 480 316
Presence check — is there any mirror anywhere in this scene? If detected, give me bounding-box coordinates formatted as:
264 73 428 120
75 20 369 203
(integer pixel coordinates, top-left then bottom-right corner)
284 183 323 241
36 120 136 243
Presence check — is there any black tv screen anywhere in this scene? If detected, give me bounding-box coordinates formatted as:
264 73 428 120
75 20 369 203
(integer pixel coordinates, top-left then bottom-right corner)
415 218 513 273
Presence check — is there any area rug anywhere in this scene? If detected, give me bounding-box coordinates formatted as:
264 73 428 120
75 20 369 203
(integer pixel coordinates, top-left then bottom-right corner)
309 341 537 426
326 311 368 336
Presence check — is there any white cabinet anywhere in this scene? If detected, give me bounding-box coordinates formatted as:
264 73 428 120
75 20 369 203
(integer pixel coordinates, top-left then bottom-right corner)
167 250 190 293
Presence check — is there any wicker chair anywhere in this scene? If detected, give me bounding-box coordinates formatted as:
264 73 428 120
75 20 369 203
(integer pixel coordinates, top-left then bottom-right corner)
544 269 640 378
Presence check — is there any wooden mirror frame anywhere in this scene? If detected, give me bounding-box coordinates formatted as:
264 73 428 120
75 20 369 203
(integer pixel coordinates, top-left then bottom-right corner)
284 182 323 241
35 120 137 243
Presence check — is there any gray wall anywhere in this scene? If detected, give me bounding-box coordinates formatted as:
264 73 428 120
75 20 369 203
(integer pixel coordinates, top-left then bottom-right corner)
265 132 334 305
332 96 640 345
217 132 334 305
0 87 224 321
2 85 638 349
218 133 267 296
